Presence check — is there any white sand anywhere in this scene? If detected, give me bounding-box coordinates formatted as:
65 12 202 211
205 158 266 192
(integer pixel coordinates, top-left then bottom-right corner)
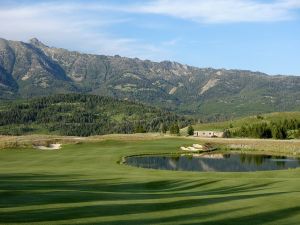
35 143 61 150
180 145 202 152
192 144 203 149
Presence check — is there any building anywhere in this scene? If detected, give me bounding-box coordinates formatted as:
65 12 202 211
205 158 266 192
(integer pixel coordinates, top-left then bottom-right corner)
193 131 224 138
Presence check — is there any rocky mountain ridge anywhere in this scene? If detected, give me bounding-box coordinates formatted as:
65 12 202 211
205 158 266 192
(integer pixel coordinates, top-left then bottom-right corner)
0 37 299 119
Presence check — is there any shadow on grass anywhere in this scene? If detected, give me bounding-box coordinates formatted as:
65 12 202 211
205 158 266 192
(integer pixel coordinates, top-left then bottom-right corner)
80 206 300 225
0 173 293 224
181 206 300 225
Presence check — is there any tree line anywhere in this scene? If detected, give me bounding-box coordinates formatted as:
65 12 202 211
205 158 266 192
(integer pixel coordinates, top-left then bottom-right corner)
0 94 193 136
230 119 300 139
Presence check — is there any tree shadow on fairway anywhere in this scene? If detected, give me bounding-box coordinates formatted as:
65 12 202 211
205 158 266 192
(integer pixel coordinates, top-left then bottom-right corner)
0 174 279 207
81 206 253 225
81 206 300 225
0 173 292 224
181 206 300 225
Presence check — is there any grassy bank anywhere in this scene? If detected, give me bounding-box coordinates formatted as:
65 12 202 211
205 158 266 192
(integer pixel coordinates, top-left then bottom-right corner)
0 136 300 224
188 136 300 156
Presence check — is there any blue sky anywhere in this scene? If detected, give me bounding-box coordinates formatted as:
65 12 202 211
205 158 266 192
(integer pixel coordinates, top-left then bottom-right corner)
0 0 300 75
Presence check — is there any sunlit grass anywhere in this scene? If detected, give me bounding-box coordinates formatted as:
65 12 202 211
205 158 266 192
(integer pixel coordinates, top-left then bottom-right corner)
0 136 299 224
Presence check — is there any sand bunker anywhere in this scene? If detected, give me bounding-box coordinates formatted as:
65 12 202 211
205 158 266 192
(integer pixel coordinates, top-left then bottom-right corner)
180 143 217 152
180 144 203 152
192 144 203 149
35 143 61 150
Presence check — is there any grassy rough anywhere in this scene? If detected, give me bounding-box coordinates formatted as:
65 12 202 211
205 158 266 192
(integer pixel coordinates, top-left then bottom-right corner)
0 136 300 225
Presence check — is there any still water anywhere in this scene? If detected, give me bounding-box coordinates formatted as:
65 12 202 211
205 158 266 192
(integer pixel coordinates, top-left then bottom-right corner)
125 153 300 172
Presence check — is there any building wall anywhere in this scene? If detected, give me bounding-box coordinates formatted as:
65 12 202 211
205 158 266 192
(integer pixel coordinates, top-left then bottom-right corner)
194 131 224 138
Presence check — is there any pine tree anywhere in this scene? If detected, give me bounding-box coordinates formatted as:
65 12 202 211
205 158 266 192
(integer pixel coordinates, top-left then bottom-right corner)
160 123 167 134
170 123 180 135
134 124 146 133
223 129 231 138
187 125 194 136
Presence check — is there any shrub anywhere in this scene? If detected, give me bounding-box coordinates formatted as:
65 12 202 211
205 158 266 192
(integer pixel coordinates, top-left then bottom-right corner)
187 125 194 136
170 123 180 135
223 129 231 138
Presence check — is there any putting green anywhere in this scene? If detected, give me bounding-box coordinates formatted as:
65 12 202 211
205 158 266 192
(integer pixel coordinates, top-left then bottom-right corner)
0 138 299 225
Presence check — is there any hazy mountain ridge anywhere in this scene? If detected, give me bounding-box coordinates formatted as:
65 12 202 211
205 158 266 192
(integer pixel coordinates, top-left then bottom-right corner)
0 37 299 119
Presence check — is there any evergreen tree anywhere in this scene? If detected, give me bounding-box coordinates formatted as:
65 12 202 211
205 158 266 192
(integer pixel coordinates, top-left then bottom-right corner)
134 124 146 133
0 94 192 136
170 123 180 135
160 123 168 134
187 125 194 136
295 129 300 139
272 124 287 139
223 129 231 138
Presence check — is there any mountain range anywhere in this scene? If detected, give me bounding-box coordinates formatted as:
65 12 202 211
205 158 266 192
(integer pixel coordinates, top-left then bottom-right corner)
0 37 299 120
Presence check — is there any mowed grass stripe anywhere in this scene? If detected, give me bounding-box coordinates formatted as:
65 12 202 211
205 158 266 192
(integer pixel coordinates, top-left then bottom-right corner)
0 138 299 224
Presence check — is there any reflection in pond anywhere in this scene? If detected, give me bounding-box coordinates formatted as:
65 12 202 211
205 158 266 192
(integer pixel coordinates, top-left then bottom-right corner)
125 153 300 172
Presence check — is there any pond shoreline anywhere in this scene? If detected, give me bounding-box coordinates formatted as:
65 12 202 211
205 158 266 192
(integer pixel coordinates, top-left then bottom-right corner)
124 152 300 172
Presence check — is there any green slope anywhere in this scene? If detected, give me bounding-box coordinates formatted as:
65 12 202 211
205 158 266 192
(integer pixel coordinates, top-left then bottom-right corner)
182 112 300 139
190 112 300 131
0 138 299 224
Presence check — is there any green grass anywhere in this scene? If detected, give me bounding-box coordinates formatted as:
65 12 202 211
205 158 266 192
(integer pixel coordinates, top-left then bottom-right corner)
186 111 300 132
0 138 300 224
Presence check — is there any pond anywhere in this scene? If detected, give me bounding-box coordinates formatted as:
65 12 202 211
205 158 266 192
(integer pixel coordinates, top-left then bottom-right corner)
125 153 300 172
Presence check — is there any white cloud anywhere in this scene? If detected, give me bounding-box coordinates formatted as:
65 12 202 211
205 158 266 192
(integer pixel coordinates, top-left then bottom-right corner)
0 1 169 60
130 0 300 23
0 0 299 63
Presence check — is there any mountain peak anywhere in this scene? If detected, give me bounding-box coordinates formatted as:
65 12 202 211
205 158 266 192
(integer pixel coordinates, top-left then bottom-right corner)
29 38 48 48
0 37 299 119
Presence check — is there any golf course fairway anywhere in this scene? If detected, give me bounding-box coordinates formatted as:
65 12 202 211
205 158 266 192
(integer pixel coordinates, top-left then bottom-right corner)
0 138 300 225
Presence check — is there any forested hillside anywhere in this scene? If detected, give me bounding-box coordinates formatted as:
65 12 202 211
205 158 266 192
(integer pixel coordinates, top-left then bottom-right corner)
0 94 191 136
